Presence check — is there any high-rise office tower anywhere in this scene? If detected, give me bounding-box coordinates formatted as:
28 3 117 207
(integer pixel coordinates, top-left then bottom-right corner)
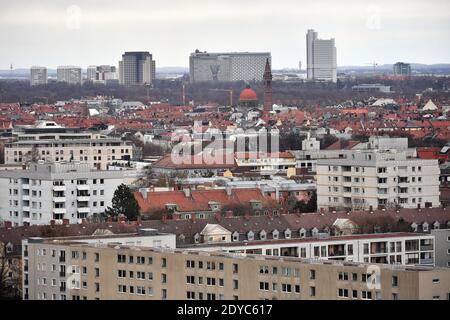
30 66 47 86
393 62 411 77
118 52 155 85
86 65 97 81
56 66 82 84
306 29 337 83
189 50 271 83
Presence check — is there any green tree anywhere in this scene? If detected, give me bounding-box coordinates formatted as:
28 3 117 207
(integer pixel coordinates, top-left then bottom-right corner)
105 184 140 221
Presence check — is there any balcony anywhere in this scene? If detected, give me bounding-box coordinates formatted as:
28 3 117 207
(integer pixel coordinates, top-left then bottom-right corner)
59 271 66 277
59 256 66 263
420 245 434 251
22 184 30 189
53 208 66 215
60 286 66 293
77 207 90 214
420 258 434 265
22 195 30 201
53 185 66 192
22 206 30 212
77 196 90 202
53 197 66 203
76 185 90 191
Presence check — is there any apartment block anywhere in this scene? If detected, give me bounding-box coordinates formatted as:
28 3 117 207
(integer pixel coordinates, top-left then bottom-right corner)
30 66 47 86
5 122 133 170
431 229 450 268
317 150 441 211
189 231 436 267
56 66 82 84
22 236 450 300
0 162 125 226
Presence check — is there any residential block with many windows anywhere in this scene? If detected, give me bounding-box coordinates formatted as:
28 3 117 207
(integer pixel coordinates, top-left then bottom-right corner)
317 150 440 211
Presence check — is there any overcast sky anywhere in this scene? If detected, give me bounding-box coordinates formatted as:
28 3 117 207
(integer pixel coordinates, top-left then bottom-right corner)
0 0 449 69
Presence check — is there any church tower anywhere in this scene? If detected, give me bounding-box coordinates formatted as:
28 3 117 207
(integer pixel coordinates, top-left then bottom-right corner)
263 58 273 113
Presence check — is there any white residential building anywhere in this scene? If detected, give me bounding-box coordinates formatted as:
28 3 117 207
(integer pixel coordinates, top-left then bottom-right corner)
30 67 47 86
0 162 125 226
187 232 436 267
56 66 82 84
316 150 441 211
5 121 133 170
306 29 337 82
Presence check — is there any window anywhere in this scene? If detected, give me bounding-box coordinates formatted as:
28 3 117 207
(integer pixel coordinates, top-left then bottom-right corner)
295 285 300 293
259 282 269 291
310 286 316 297
137 256 145 264
309 270 316 280
187 291 195 300
186 260 195 268
233 279 239 290
136 286 146 295
148 272 153 280
352 273 358 281
137 271 146 280
206 277 216 286
281 284 292 293
186 276 195 284
117 254 126 263
352 290 358 299
161 258 167 268
392 276 398 287
233 264 238 274
338 288 349 298
361 291 372 300
118 285 127 293
338 272 348 281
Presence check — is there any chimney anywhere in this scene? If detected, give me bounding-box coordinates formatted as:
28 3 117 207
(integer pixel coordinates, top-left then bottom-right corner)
226 185 232 196
190 214 196 222
215 212 221 222
139 188 148 200
161 214 167 224
62 219 69 225
3 221 12 229
183 188 191 198
225 210 233 218
50 220 56 226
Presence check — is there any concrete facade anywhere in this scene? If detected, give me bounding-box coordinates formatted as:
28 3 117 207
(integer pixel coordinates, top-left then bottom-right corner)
317 150 441 211
0 162 125 226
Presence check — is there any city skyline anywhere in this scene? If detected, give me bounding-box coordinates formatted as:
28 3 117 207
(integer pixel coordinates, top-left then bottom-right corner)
1 0 450 70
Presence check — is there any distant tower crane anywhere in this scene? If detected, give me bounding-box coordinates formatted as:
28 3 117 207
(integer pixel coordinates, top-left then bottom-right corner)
366 61 378 73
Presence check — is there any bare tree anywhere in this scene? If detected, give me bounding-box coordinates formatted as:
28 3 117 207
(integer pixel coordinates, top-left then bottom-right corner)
0 243 21 299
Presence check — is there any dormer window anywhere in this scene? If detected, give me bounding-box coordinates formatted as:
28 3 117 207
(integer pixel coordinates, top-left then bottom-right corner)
285 229 291 239
194 233 200 244
423 223 429 232
299 228 306 238
247 231 254 241
232 232 239 242
272 229 279 240
260 230 267 241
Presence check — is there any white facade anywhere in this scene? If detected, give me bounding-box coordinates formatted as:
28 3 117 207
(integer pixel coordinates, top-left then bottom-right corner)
316 150 441 211
189 51 271 82
5 122 133 170
0 162 125 226
189 233 436 266
56 66 82 84
306 29 337 83
30 67 47 86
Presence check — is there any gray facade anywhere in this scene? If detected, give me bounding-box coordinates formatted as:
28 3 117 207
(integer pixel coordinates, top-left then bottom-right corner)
119 52 155 85
431 229 450 268
189 50 271 82
393 62 411 77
